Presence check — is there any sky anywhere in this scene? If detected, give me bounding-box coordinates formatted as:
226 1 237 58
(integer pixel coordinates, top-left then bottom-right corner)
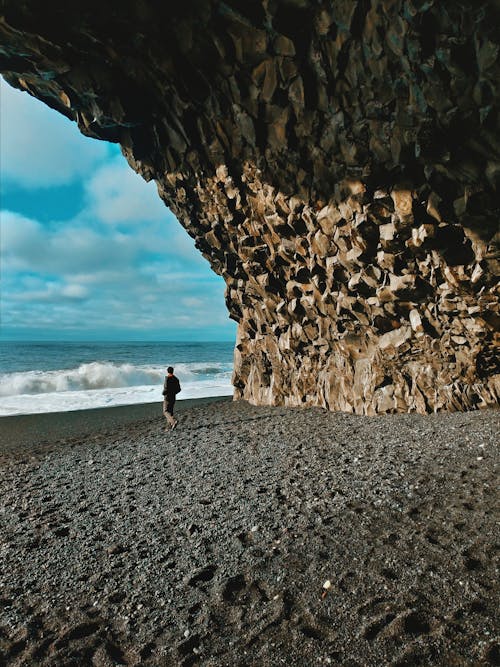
0 78 236 342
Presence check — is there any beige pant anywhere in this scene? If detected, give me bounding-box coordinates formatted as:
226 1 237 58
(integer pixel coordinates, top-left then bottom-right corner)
163 399 176 426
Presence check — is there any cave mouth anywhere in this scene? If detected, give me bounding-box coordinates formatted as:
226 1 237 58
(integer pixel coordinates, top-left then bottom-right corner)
0 80 237 415
0 78 234 343
0 1 498 414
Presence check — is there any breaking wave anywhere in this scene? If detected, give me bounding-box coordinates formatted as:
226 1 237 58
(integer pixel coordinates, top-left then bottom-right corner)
0 361 233 415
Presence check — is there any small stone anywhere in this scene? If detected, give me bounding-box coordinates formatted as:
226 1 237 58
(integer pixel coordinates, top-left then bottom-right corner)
106 543 127 555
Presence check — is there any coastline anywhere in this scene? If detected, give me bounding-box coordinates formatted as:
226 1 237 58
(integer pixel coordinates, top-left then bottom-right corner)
0 400 498 665
0 395 232 455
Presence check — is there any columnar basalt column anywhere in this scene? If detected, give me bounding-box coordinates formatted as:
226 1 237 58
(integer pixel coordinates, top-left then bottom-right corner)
164 162 499 414
1 0 498 413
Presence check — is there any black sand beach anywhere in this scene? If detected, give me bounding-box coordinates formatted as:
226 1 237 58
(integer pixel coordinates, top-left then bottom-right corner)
0 397 231 457
0 400 498 666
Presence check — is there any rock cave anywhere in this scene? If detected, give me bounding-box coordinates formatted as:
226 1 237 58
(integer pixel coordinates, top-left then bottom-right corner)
1 0 498 414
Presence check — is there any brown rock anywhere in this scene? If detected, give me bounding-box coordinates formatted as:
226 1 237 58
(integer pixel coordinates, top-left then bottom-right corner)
0 1 498 414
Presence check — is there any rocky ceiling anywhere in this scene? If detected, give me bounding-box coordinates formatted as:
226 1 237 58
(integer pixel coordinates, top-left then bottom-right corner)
1 0 499 413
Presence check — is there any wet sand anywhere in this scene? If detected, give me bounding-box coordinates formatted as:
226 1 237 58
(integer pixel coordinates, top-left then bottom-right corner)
0 400 498 666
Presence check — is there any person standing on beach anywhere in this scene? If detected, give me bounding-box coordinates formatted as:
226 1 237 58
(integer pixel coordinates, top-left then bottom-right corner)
163 366 181 430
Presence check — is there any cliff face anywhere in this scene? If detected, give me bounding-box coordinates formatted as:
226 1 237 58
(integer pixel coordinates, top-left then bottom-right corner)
1 0 499 413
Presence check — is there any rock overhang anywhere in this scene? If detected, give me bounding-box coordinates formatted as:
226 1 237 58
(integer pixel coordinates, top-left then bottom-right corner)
1 0 499 413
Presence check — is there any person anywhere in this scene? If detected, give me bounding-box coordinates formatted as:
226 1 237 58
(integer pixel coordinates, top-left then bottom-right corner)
163 366 181 430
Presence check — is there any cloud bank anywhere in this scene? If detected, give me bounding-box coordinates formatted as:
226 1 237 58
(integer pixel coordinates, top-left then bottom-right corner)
0 79 109 188
0 78 236 341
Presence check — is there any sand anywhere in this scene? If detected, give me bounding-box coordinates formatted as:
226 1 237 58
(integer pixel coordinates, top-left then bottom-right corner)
0 399 498 666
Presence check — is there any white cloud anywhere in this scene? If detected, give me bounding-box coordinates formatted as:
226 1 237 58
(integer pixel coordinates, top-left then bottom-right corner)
0 211 209 280
0 78 109 188
85 159 168 224
0 212 44 257
1 210 135 274
61 284 89 299
7 275 88 303
1 208 234 336
0 80 236 340
81 156 210 271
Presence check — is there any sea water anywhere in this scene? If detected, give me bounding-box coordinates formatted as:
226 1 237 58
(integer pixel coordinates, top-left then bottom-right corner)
0 341 234 416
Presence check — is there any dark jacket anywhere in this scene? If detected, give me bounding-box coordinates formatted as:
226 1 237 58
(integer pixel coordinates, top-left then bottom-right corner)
163 374 181 399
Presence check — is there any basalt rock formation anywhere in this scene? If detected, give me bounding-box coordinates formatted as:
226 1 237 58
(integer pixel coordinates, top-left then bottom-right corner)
1 1 499 413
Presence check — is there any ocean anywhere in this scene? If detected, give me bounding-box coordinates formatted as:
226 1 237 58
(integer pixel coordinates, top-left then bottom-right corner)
0 341 234 416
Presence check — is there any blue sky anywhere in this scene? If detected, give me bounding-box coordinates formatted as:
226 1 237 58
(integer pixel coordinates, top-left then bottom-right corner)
0 78 236 341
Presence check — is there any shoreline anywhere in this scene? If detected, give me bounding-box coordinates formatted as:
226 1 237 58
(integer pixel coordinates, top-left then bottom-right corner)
0 395 232 455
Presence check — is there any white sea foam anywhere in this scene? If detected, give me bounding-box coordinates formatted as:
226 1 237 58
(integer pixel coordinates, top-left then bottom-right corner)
0 361 233 416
